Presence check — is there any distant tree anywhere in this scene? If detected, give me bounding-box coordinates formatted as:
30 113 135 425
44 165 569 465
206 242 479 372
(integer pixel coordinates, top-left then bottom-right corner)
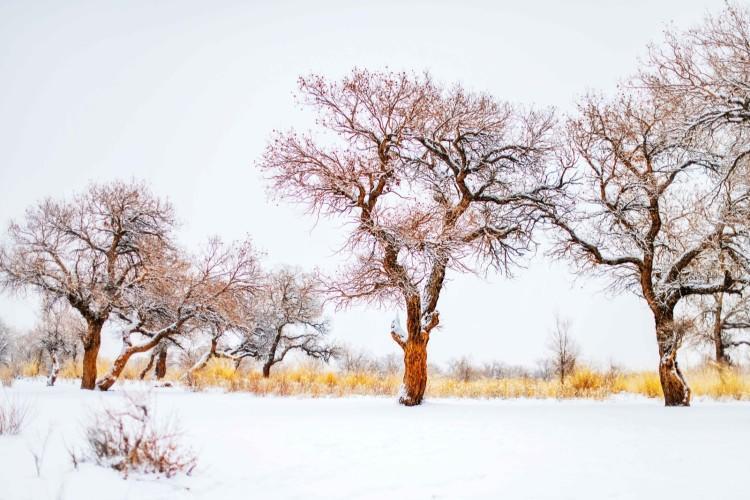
32 305 83 386
249 269 334 378
480 361 531 379
335 346 378 373
448 357 478 382
546 315 579 385
261 69 567 405
375 353 402 376
0 180 175 389
691 291 750 366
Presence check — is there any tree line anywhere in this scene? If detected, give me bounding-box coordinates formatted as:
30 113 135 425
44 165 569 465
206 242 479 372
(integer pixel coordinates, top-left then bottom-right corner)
2 3 750 406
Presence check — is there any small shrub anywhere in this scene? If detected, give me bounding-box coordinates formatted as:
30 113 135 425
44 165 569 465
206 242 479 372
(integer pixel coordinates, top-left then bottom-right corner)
0 396 32 435
77 395 196 478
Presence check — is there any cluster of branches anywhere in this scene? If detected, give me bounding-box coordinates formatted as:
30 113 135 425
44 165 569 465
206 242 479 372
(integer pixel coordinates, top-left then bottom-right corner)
181 267 336 380
260 69 568 405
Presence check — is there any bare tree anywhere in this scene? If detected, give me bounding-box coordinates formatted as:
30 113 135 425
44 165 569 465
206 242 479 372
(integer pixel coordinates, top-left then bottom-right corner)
690 290 750 366
335 345 378 373
0 180 175 389
640 3 750 370
96 238 260 390
447 357 478 382
546 315 579 385
255 269 333 377
260 69 567 405
32 305 83 386
179 270 335 381
544 89 749 406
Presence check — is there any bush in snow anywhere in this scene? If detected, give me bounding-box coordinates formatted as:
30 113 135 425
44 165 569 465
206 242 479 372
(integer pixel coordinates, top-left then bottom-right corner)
0 396 31 435
77 395 196 478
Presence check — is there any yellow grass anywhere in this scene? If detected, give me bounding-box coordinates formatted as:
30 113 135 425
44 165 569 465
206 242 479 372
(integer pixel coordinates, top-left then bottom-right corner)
28 357 750 400
0 366 15 387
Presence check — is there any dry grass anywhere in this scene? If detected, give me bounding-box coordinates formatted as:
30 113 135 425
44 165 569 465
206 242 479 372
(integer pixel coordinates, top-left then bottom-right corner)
32 357 750 401
0 366 16 387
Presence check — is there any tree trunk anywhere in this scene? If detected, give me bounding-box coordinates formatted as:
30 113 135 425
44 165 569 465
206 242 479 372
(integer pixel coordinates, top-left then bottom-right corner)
80 320 104 390
47 350 60 387
262 331 282 378
96 347 134 391
711 293 730 366
655 312 691 407
155 346 168 379
139 350 157 380
399 335 428 406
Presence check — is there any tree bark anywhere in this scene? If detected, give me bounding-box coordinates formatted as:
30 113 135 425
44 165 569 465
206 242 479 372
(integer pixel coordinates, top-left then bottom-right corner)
399 335 428 406
396 296 431 406
262 329 282 378
711 293 730 365
96 348 133 391
155 346 168 379
80 320 104 390
262 360 272 378
139 349 157 380
655 312 691 407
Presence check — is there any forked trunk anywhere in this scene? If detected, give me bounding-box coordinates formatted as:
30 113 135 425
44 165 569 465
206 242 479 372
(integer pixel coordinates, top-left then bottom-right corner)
655 312 691 407
399 336 428 406
80 320 104 390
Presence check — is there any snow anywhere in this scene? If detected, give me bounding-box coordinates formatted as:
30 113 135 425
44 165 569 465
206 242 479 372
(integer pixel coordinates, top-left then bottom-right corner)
1 379 749 499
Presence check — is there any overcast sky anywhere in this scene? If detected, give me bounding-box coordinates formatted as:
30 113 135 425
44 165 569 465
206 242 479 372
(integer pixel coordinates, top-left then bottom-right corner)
0 0 730 369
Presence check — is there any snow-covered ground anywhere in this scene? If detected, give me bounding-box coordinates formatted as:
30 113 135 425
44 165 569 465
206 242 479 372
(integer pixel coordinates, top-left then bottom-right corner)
1 379 749 500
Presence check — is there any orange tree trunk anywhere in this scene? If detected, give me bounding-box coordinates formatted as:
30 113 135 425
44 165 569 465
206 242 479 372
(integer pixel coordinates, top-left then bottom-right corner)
80 320 104 390
655 312 691 407
399 335 429 406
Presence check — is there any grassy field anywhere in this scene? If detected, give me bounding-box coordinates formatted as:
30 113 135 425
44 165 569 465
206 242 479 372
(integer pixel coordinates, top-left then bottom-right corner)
4 358 749 400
